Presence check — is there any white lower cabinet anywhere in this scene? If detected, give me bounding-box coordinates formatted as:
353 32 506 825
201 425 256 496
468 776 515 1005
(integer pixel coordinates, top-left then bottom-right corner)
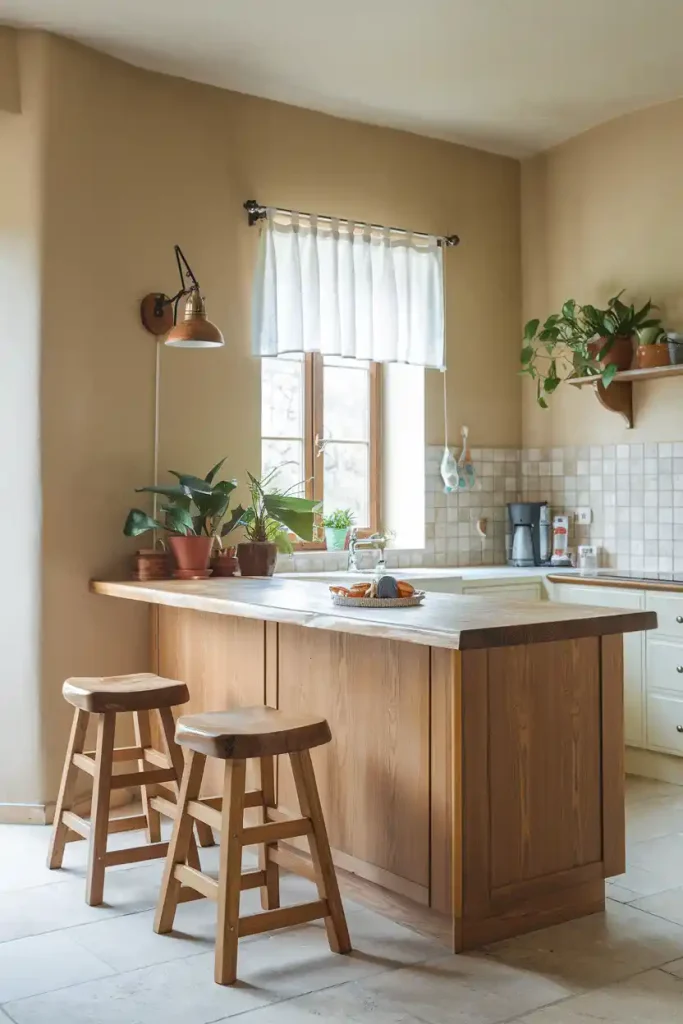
644 591 683 756
551 584 645 748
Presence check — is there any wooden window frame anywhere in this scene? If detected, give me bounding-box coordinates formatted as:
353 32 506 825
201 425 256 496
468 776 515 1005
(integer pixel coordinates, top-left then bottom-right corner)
284 353 381 550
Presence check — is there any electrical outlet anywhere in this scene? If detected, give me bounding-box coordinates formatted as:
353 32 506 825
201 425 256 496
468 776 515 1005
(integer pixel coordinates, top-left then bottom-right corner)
575 507 592 525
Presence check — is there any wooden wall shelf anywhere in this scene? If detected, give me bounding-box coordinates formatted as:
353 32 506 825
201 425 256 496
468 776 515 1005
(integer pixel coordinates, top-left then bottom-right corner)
566 363 683 428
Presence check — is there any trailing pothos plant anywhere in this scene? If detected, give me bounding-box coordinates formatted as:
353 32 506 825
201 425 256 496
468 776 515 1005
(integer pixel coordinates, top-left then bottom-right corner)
223 468 320 554
123 457 237 543
520 293 661 408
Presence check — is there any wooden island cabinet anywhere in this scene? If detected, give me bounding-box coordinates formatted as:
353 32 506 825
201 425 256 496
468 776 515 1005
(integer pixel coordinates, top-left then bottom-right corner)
92 577 655 949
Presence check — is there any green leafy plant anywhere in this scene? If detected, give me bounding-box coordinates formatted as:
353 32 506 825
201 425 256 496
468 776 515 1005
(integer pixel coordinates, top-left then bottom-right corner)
224 468 320 554
321 508 355 530
520 293 662 408
123 457 237 541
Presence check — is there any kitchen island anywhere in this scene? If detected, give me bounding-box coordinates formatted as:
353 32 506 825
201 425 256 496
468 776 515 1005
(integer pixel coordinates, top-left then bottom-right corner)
92 577 655 950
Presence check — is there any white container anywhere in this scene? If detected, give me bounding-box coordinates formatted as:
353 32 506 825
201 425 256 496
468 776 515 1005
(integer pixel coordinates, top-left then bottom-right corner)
578 544 598 576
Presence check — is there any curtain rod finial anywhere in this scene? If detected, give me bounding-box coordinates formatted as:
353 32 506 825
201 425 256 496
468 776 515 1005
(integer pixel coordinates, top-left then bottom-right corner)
244 199 266 226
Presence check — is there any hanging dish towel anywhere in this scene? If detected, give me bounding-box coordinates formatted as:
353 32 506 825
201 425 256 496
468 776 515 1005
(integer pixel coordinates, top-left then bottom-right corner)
439 371 459 492
457 426 477 490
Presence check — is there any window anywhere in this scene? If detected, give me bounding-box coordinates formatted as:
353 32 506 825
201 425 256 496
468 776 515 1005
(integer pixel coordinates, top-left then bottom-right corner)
261 354 379 536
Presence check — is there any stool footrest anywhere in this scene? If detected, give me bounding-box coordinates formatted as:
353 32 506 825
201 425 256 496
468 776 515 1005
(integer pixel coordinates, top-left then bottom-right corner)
103 842 169 867
72 753 96 776
110 767 176 790
239 899 329 938
242 817 311 846
83 746 146 763
175 864 219 900
62 811 90 838
150 795 180 819
187 799 222 832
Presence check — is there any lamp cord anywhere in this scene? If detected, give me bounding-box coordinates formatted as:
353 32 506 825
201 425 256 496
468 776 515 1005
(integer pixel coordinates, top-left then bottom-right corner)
152 337 161 531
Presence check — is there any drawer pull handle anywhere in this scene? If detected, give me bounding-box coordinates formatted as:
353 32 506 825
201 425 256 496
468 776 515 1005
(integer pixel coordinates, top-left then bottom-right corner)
677 616 683 624
677 726 683 734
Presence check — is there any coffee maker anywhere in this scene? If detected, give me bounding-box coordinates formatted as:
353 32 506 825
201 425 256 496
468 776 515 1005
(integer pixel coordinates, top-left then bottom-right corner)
507 501 550 567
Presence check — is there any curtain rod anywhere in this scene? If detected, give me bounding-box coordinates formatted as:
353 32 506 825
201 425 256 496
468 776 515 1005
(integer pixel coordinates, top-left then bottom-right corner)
243 199 460 247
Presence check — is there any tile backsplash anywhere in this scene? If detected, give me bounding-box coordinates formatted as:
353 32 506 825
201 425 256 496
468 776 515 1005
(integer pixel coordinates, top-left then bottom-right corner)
281 441 683 573
521 442 683 574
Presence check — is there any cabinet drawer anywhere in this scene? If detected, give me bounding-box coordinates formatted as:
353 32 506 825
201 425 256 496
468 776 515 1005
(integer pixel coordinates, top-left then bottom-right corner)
462 584 542 601
647 692 683 755
645 592 683 639
647 638 683 696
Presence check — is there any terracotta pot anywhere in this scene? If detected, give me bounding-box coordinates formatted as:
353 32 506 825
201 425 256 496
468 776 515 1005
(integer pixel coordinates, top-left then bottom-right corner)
635 343 670 370
132 548 170 581
589 335 634 370
212 547 239 577
237 541 278 577
168 534 214 572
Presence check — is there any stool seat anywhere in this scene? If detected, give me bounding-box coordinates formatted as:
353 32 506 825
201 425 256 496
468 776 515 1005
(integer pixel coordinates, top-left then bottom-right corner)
63 673 190 713
176 706 332 760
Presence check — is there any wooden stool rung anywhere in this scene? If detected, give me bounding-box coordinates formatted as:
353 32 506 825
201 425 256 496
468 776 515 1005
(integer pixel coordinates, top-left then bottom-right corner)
103 842 169 867
108 814 150 834
175 864 220 900
109 767 176 790
83 746 146 763
142 746 170 769
239 899 329 938
244 790 265 809
62 811 90 838
242 817 311 846
149 794 177 818
72 753 96 776
269 844 317 883
187 799 223 831
241 869 268 891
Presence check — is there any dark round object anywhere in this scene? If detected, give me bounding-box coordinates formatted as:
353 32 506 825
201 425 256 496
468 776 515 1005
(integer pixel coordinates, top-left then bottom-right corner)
377 575 399 599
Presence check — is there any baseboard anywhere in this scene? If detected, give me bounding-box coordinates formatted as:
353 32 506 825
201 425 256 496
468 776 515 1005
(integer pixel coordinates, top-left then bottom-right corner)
626 747 683 786
0 803 48 825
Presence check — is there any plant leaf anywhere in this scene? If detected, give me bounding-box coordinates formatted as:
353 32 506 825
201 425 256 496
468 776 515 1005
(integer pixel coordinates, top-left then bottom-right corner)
520 345 534 365
538 396 548 409
135 484 191 499
601 363 618 389
168 472 214 496
162 504 196 535
123 508 165 537
205 457 228 485
263 495 318 540
523 319 539 341
220 505 247 537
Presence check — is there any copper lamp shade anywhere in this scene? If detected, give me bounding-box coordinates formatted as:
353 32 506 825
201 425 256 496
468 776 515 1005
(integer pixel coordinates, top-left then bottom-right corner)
140 245 224 348
165 290 224 348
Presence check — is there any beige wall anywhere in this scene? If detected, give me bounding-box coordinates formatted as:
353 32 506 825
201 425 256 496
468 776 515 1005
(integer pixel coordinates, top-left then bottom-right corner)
1 32 520 809
522 99 683 446
0 26 20 113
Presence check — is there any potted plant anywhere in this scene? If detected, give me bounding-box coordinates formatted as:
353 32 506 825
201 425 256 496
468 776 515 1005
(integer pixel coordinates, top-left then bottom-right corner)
322 508 355 550
521 294 662 408
228 469 320 577
635 325 670 369
123 457 236 577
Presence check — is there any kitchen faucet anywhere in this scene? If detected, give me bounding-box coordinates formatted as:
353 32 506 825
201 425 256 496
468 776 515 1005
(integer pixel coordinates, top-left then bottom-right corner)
347 528 391 573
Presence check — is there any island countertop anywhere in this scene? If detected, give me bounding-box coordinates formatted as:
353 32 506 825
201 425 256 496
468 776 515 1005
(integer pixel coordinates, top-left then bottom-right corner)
91 577 656 650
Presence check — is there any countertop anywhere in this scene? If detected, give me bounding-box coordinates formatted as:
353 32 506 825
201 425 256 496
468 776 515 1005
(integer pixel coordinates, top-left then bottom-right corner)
549 573 683 594
279 566 567 584
91 577 656 651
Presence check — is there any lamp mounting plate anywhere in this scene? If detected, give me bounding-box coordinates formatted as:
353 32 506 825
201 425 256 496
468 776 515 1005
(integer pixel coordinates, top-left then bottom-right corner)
141 292 173 336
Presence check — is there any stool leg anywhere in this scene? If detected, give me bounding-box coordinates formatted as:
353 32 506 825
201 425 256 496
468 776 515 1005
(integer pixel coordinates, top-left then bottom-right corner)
258 755 280 910
47 709 89 869
157 707 214 857
133 710 162 844
215 758 247 986
154 750 206 935
290 749 351 954
86 711 116 906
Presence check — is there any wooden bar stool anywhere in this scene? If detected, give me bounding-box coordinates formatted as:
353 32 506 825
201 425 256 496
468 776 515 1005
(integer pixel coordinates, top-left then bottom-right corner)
48 672 214 906
154 705 351 985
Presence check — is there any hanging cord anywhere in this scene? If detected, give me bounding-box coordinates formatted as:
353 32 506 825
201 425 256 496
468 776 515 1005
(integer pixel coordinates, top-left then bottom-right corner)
442 367 448 448
151 338 162 547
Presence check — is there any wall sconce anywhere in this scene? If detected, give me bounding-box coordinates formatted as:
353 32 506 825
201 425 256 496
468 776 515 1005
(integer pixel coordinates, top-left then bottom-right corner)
140 245 224 348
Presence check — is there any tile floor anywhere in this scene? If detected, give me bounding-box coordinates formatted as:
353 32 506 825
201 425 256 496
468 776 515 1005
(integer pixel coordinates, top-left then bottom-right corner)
3 777 683 1021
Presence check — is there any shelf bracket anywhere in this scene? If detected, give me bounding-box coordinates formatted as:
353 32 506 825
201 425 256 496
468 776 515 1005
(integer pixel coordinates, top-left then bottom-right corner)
595 380 633 429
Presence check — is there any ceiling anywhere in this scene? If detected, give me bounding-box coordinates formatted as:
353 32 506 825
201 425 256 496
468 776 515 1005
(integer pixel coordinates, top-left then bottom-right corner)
3 0 683 156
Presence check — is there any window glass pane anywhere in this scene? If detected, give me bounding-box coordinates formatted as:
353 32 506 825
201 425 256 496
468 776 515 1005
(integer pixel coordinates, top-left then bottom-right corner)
261 439 304 496
324 442 369 525
261 356 304 438
323 363 369 442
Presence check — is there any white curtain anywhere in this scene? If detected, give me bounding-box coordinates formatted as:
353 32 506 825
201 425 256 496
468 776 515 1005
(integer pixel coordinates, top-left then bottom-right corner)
251 210 445 368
